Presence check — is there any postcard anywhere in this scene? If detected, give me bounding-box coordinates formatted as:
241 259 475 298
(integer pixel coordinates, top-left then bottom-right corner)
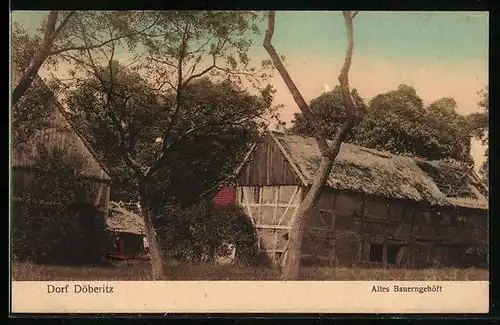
10 10 489 314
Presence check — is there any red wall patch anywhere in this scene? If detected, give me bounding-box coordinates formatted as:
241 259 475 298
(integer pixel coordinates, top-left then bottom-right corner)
212 186 236 208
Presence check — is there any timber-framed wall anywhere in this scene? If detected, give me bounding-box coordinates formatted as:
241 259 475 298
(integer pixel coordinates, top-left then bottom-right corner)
235 131 488 269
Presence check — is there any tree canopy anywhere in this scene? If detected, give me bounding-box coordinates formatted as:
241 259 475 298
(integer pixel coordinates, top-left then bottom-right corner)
66 67 274 207
11 11 158 106
467 87 488 182
290 85 367 141
290 84 475 164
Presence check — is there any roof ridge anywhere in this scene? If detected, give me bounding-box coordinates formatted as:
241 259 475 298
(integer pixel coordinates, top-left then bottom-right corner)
275 131 400 161
267 130 486 209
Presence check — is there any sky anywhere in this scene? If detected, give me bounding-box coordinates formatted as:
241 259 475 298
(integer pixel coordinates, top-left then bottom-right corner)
11 11 489 170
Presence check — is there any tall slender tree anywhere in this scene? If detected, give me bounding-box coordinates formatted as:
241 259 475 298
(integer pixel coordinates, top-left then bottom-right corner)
263 11 361 280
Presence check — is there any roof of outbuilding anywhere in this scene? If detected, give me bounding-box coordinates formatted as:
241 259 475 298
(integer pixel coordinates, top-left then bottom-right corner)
106 201 145 235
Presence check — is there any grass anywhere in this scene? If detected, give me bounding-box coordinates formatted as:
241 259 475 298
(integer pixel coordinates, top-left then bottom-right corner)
11 260 489 281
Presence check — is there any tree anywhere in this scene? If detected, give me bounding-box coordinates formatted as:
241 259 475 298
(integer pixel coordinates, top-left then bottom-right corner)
290 84 474 164
290 86 367 140
65 63 163 202
60 11 271 280
425 97 472 163
68 75 274 208
263 11 361 280
356 88 473 162
468 87 488 183
354 84 429 156
145 78 275 210
11 11 158 106
11 77 55 149
11 11 160 151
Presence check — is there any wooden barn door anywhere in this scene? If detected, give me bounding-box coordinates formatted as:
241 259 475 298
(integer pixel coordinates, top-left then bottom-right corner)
237 185 303 264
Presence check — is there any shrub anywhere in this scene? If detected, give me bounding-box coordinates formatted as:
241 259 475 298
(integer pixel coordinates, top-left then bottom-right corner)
11 145 108 265
154 202 258 265
463 246 488 268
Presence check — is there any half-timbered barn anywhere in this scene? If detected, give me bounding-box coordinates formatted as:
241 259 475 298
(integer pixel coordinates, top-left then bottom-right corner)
11 70 112 264
233 130 488 269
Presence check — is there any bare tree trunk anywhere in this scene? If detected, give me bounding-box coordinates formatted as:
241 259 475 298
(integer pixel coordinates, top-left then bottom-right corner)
281 156 334 279
264 11 360 280
12 11 59 106
137 178 164 280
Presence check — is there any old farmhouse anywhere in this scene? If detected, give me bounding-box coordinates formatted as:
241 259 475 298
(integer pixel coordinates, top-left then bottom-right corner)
11 70 112 264
232 130 488 269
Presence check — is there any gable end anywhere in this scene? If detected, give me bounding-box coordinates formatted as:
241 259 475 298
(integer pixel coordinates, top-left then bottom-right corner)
236 132 304 186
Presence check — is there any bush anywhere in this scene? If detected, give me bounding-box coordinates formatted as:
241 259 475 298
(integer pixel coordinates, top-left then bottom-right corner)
154 202 258 265
11 145 108 266
463 246 488 268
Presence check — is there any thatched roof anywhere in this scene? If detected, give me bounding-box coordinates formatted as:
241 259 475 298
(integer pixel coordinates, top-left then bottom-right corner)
11 69 111 181
267 131 488 209
106 201 145 235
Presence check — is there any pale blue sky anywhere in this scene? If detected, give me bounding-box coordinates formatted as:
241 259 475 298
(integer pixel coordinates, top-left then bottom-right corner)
254 11 488 62
11 11 489 168
11 11 489 62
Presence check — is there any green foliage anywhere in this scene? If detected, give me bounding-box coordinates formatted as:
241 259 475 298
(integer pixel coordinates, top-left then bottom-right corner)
11 22 44 72
140 10 268 89
145 78 272 208
290 86 367 140
467 87 488 184
57 10 273 207
12 11 154 70
11 146 107 265
11 80 55 149
11 11 153 97
11 10 154 147
424 97 472 163
479 157 488 185
290 84 474 163
154 202 258 265
355 85 471 162
67 62 164 169
463 246 488 268
67 69 272 205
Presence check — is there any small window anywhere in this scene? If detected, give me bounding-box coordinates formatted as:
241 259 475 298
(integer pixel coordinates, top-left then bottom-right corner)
335 194 362 216
364 198 390 219
319 210 333 228
416 210 433 225
439 212 454 225
402 207 413 224
390 203 404 220
369 243 384 263
456 215 468 225
387 243 403 265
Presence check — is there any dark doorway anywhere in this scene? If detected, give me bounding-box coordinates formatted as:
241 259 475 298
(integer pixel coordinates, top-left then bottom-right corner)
369 243 383 263
387 243 403 265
